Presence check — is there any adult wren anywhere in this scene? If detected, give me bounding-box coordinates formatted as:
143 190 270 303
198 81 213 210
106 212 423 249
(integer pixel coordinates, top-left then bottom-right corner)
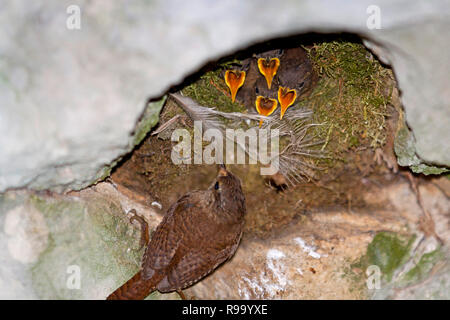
107 165 246 300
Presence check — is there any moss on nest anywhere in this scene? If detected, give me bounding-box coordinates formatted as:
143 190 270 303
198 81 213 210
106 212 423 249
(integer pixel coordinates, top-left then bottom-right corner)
182 66 247 114
305 41 393 164
179 40 393 172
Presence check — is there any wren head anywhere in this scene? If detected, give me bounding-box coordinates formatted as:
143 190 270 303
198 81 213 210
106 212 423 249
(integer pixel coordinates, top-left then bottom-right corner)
254 49 284 60
210 164 246 218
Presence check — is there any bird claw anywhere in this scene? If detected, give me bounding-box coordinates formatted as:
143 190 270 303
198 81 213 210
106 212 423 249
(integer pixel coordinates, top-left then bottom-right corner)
128 209 150 248
176 290 196 300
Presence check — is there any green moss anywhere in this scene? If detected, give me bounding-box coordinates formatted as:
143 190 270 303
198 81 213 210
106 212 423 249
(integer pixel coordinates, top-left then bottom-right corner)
355 232 415 282
304 40 392 164
29 195 144 299
401 249 443 285
92 164 114 184
132 96 167 147
410 164 449 175
343 232 415 299
179 39 393 172
182 67 247 114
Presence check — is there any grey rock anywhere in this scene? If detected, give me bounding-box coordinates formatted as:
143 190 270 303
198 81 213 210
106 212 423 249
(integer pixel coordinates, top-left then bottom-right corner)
0 184 180 299
394 108 449 174
0 0 449 192
0 191 142 299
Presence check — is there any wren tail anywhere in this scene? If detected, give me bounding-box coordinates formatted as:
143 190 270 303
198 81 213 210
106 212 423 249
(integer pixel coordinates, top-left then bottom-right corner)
107 271 155 300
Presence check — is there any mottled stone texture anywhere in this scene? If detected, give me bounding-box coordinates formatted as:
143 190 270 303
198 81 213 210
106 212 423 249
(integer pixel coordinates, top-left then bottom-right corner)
184 180 450 299
0 0 448 192
0 178 447 299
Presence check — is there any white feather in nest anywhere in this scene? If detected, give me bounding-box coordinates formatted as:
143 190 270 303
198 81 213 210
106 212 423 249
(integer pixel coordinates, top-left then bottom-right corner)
168 93 326 185
169 93 263 130
169 93 264 163
262 107 327 185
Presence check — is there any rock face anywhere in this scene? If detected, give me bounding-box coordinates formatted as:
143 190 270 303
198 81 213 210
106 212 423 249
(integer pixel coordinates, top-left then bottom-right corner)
0 178 448 299
0 0 449 192
0 184 166 299
0 0 449 301
185 179 450 299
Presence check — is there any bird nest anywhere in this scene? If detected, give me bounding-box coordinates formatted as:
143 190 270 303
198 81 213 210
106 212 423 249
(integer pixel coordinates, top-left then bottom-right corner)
180 35 394 178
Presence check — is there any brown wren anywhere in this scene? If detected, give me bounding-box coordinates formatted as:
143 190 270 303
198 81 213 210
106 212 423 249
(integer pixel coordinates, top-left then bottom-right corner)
107 165 246 300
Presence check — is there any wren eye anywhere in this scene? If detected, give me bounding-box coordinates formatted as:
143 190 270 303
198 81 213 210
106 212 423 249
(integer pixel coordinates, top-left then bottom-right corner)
214 181 219 190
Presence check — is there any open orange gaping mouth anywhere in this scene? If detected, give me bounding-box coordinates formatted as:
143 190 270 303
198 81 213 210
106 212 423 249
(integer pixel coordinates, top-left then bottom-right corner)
257 58 280 89
255 96 278 127
278 87 297 119
224 70 246 102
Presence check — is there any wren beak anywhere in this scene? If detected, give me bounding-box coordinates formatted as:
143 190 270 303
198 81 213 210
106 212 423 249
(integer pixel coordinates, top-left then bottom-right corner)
278 87 297 119
224 70 246 103
218 164 228 176
257 58 280 90
255 96 278 128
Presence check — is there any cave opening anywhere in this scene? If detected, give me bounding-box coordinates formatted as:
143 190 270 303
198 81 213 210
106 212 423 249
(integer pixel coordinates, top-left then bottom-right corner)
110 32 403 239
